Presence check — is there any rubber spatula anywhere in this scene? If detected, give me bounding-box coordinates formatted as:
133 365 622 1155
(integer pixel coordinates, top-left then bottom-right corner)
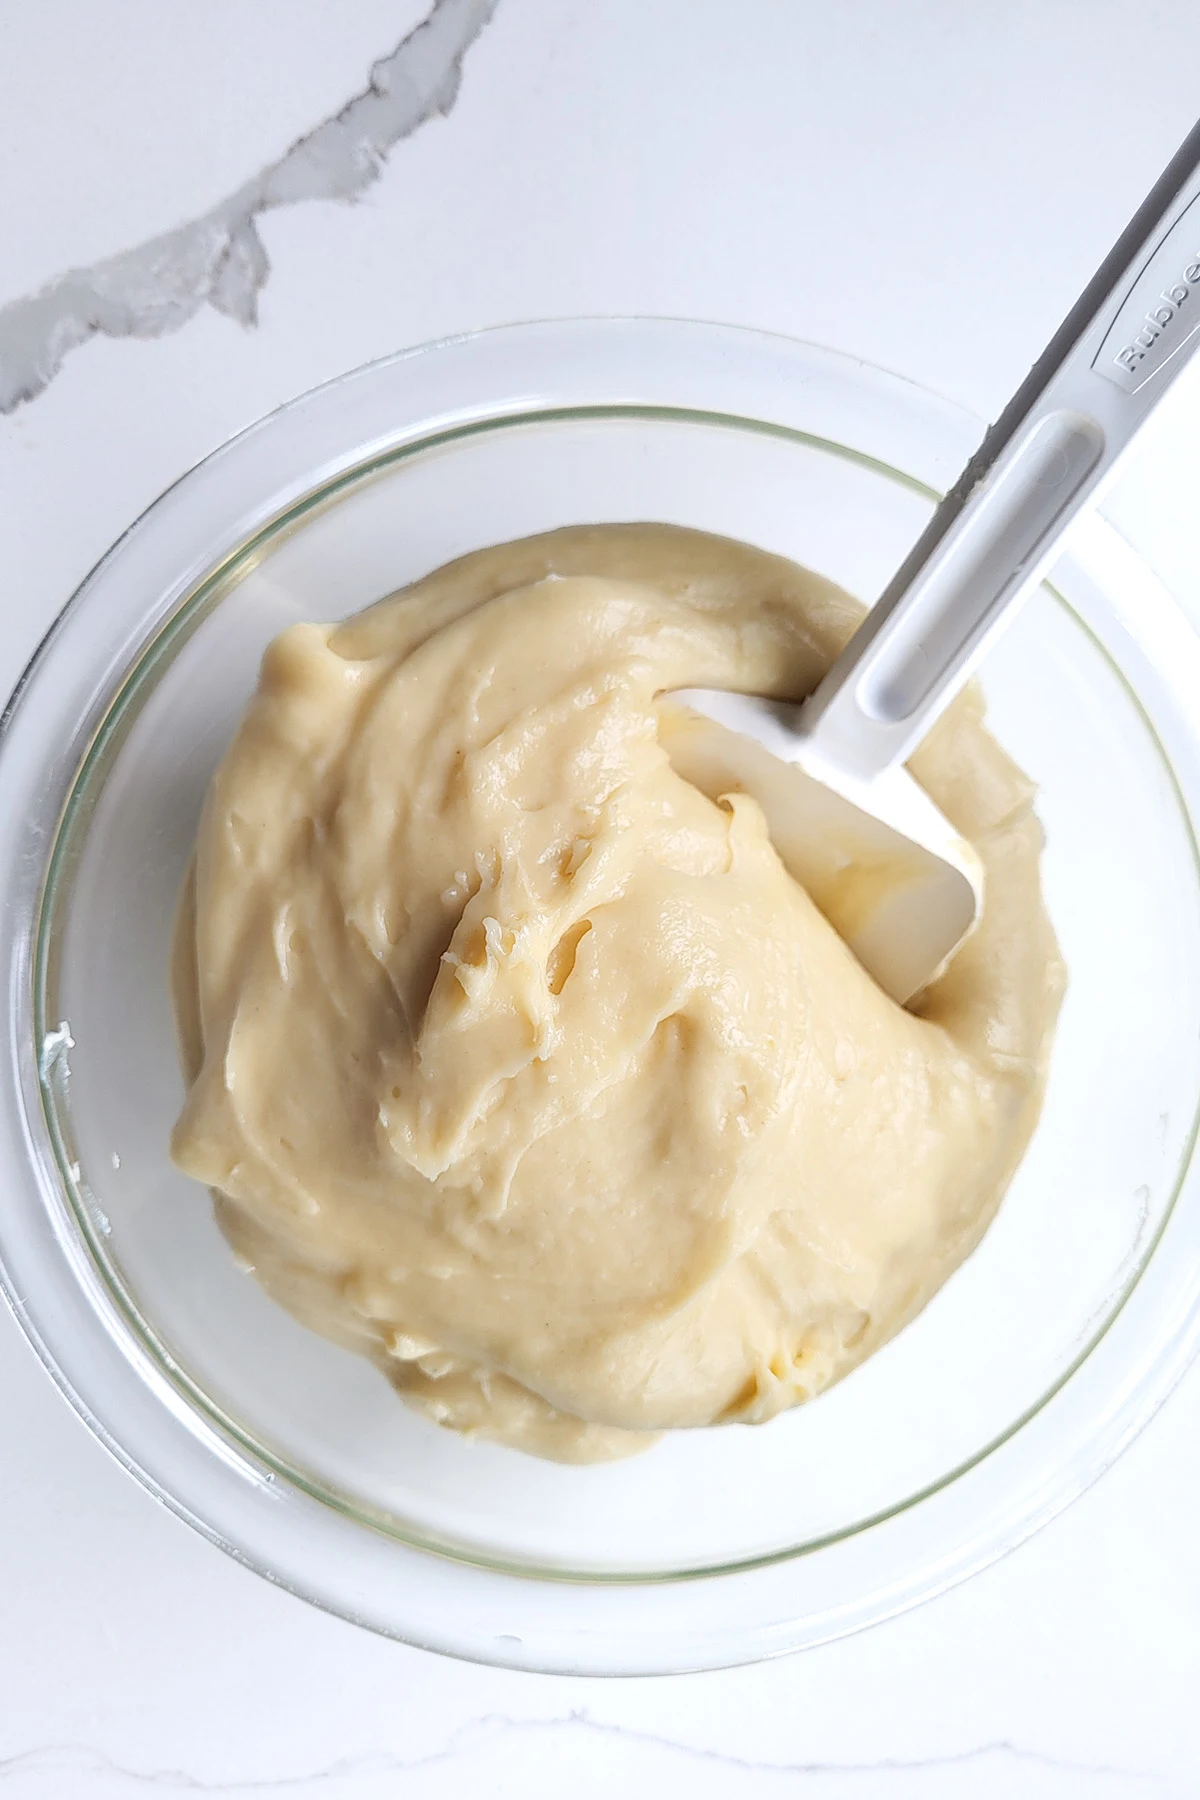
671 118 1200 1004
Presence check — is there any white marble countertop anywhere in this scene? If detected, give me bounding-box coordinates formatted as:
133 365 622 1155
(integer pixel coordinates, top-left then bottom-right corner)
4 5 1200 1794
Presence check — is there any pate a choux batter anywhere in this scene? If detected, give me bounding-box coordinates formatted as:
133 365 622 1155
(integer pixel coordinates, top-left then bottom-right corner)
171 525 1063 1462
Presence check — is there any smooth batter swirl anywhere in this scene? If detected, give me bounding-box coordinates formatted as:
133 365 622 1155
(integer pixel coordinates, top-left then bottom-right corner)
171 525 1063 1461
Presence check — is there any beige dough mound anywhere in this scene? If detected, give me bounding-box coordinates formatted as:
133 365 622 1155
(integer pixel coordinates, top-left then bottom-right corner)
171 524 1063 1462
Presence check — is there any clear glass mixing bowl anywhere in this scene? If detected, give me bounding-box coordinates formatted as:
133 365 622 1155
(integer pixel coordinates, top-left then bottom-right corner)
3 319 1200 1674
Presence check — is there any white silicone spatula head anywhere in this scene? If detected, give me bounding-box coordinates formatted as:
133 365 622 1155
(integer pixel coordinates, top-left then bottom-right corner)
661 692 981 1004
677 117 1200 1003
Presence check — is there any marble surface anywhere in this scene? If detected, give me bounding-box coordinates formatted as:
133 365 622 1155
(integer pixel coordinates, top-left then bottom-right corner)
3 3 1200 1793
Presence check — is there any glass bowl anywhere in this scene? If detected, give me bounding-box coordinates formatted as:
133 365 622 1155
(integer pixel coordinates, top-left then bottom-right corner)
3 319 1200 1675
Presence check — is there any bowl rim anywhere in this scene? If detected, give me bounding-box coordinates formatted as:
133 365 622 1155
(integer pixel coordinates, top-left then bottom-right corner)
4 316 1200 1673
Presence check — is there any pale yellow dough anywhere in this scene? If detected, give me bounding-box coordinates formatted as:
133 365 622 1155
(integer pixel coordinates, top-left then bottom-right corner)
171 524 1063 1462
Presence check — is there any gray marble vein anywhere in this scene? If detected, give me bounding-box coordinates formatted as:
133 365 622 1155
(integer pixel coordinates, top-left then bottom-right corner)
0 0 498 414
0 1714 1160 1793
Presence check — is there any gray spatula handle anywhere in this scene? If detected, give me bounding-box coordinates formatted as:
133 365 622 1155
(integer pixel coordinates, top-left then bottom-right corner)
800 118 1200 781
